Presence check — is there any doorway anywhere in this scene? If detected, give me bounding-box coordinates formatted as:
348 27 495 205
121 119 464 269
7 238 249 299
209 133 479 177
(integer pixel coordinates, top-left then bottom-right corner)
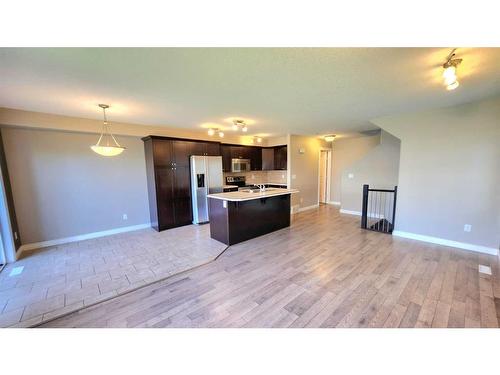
318 149 331 204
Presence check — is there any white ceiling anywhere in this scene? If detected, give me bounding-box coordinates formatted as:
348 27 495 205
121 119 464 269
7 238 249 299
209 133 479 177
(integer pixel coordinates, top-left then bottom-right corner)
1 48 499 137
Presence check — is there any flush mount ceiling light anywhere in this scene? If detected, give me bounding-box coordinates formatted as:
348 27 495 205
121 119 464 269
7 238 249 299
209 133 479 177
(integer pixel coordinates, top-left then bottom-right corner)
207 127 224 138
90 104 126 157
442 48 462 91
253 136 262 143
324 134 336 142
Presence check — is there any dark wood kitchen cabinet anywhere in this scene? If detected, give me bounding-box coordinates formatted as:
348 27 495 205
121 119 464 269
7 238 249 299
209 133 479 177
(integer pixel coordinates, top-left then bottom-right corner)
274 145 287 170
249 146 262 170
143 136 221 231
221 144 232 172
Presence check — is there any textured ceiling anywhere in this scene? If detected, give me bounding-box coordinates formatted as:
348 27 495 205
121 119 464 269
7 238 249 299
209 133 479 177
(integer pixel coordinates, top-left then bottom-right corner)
1 48 499 137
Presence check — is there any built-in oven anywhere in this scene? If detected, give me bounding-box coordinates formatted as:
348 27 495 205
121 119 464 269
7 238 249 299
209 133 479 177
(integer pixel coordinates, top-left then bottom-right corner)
231 158 251 173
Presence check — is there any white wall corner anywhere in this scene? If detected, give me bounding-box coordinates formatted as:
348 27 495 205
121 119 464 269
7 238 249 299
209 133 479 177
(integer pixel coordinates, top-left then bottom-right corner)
392 230 499 256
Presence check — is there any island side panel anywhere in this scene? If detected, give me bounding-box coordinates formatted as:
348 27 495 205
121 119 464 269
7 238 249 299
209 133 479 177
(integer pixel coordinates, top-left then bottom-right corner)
227 194 291 245
208 197 230 245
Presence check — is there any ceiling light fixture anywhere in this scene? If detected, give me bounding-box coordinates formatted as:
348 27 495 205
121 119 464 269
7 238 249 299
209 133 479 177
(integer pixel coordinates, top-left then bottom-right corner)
324 134 336 142
254 136 262 143
208 127 224 138
90 104 126 157
232 119 249 132
442 49 462 91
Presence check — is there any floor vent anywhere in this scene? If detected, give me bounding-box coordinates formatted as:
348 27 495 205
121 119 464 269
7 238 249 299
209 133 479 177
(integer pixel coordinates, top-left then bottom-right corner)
478 264 492 275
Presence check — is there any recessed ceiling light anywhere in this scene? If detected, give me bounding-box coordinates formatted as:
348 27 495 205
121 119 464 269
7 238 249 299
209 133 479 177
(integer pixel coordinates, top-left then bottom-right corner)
207 128 215 136
218 130 224 138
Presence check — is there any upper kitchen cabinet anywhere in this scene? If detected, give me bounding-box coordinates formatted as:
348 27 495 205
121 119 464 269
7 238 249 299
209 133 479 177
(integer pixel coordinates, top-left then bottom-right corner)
262 148 274 171
249 146 262 170
221 144 232 172
274 145 287 170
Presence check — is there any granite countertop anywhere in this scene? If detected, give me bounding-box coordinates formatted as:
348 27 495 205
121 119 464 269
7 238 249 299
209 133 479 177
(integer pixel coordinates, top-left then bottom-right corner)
208 188 298 202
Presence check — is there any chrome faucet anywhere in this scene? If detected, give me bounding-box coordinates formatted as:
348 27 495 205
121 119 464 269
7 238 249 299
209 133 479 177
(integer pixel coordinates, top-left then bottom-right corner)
255 184 266 192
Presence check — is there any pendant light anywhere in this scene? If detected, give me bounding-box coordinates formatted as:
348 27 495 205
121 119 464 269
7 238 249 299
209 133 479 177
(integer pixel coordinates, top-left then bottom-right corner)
90 104 126 156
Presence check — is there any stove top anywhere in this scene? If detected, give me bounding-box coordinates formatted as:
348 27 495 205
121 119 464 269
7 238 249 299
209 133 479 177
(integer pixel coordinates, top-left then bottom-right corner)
225 175 246 187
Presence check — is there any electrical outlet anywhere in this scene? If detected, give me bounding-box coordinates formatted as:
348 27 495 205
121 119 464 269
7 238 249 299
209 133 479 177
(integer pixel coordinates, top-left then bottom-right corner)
122 214 128 220
281 174 285 179
251 174 255 179
348 173 354 179
464 224 471 232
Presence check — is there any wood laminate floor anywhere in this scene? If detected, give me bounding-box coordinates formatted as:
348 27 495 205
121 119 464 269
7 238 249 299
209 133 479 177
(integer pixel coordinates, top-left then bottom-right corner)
40 205 500 328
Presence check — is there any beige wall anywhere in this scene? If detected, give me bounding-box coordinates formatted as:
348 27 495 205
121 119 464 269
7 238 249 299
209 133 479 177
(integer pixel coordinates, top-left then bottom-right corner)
330 134 380 203
340 131 400 212
373 96 500 249
1 127 150 244
288 134 329 210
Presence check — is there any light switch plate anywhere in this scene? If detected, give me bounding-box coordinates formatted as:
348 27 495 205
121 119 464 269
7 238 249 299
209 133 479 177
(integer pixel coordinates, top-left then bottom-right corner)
478 265 492 275
348 173 354 179
464 224 472 232
292 174 297 179
122 214 128 220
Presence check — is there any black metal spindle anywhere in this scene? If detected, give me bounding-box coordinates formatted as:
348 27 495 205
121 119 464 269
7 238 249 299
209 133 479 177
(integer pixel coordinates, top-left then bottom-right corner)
361 185 398 234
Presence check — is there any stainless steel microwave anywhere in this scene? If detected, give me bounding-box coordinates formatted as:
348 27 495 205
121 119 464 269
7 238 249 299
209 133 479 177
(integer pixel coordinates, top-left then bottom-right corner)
231 158 251 173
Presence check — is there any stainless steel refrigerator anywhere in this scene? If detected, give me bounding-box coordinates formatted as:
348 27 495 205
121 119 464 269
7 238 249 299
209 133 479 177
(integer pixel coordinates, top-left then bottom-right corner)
190 155 223 224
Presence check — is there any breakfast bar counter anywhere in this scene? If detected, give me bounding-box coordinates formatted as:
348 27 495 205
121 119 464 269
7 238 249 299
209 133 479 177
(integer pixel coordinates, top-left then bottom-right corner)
207 188 298 245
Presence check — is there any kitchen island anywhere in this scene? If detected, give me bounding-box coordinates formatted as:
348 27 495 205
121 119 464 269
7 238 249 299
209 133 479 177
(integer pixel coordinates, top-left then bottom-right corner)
207 188 298 245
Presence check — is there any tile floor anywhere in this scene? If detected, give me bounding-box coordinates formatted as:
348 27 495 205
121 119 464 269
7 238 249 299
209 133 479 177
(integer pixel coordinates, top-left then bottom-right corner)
0 224 227 327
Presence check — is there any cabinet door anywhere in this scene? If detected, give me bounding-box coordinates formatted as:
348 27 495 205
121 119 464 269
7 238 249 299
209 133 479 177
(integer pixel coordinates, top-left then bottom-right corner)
250 147 262 170
274 146 287 170
190 141 207 157
155 166 175 229
262 148 274 170
173 166 192 225
171 140 191 167
205 142 221 156
153 139 173 167
230 145 244 159
221 145 232 172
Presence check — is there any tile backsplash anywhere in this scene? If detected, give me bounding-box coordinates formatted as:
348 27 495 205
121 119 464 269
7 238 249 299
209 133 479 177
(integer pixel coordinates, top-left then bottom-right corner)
224 170 288 185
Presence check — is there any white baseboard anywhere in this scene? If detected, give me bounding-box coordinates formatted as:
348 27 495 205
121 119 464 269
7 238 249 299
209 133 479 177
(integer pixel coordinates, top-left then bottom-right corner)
16 223 151 259
298 204 319 213
339 209 361 216
327 201 341 206
292 204 319 214
392 230 499 256
339 209 384 219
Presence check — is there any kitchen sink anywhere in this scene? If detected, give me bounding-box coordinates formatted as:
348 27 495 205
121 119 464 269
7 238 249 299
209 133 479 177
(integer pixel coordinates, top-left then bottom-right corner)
239 188 281 193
